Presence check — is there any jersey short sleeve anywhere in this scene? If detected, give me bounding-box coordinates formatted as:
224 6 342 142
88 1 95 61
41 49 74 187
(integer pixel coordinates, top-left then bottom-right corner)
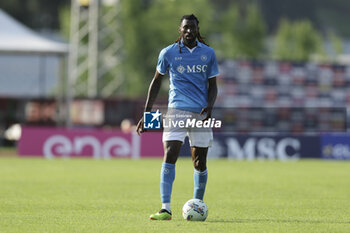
207 50 220 79
156 48 169 75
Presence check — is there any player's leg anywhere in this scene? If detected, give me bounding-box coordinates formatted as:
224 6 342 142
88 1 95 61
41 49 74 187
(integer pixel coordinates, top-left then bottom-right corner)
160 108 187 210
160 140 182 210
187 114 213 201
150 140 182 220
150 109 186 220
191 146 208 200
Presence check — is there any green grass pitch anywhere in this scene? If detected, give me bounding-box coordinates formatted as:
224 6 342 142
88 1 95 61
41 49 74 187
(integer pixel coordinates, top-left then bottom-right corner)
0 157 349 233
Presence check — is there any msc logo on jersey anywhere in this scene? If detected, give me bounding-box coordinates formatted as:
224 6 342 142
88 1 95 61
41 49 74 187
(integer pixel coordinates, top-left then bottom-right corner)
143 110 161 129
176 64 208 74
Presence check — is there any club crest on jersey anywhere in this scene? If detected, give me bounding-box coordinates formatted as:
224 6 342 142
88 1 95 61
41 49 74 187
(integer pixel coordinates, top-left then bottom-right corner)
201 54 207 61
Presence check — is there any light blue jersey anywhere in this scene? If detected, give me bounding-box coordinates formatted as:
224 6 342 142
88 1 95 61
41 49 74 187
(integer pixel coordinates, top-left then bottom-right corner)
157 41 219 113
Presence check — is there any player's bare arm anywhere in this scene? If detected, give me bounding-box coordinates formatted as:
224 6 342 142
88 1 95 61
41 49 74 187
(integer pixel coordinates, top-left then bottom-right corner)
136 70 164 135
201 77 217 121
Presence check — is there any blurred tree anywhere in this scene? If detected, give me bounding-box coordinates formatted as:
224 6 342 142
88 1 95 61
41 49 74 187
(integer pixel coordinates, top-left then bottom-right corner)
58 6 70 40
145 0 213 50
273 19 292 61
217 3 266 59
240 3 267 58
274 19 324 62
329 32 344 59
119 0 150 96
293 20 324 62
216 4 239 58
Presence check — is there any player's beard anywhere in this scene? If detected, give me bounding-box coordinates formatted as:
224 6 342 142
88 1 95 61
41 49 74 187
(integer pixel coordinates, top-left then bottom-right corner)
182 34 197 46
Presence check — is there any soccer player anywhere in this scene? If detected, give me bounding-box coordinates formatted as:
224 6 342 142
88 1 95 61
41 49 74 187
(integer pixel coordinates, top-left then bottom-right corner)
136 14 219 220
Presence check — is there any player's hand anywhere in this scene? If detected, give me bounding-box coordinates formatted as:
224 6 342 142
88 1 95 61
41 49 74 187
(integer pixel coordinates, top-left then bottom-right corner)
136 118 146 136
200 106 212 122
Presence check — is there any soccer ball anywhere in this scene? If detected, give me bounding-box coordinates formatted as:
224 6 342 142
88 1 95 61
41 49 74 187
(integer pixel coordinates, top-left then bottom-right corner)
182 199 208 221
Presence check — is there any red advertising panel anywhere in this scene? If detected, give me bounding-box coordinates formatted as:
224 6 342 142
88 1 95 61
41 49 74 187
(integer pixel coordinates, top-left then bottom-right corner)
18 127 163 158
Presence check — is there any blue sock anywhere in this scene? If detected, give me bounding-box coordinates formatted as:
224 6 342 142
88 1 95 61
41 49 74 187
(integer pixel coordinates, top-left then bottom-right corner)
160 162 175 204
193 169 208 200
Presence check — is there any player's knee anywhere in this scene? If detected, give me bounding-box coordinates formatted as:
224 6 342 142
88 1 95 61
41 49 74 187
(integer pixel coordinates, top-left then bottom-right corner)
193 159 206 171
164 154 177 164
163 141 182 164
164 149 178 164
